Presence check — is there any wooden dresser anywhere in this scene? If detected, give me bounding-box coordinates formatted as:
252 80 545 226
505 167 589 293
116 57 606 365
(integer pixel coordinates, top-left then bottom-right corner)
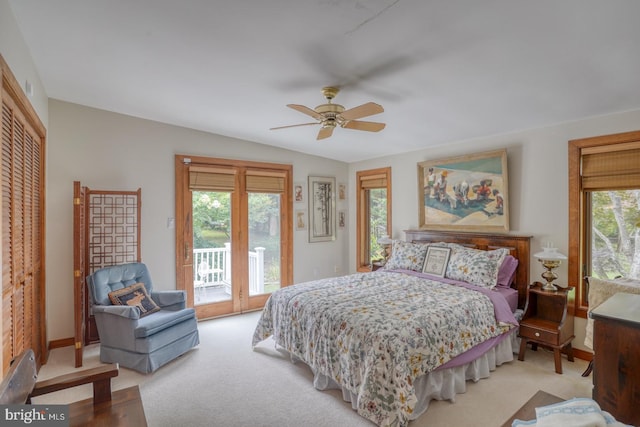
590 292 640 426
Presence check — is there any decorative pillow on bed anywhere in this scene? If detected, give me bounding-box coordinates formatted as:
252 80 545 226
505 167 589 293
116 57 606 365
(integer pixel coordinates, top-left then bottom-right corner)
445 244 509 289
108 283 160 317
496 255 519 288
383 240 430 272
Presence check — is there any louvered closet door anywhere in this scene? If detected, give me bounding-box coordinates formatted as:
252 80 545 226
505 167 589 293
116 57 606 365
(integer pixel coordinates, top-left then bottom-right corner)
1 57 46 374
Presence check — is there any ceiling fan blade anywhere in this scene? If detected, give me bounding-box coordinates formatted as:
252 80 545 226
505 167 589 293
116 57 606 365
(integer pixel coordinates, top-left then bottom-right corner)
343 120 386 132
270 122 318 130
287 104 324 121
340 102 384 121
317 127 334 140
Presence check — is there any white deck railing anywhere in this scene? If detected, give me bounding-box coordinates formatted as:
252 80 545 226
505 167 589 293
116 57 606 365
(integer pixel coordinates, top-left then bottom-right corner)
193 244 265 294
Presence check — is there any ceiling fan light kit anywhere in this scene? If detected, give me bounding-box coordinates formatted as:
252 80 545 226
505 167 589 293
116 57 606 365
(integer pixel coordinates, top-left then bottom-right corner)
271 86 386 140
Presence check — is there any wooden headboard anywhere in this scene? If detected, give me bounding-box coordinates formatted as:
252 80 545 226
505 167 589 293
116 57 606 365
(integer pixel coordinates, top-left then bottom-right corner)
404 230 532 309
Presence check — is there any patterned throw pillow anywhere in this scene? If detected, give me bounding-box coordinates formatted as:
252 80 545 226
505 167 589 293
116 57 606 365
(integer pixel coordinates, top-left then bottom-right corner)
383 240 430 272
445 244 509 289
108 283 160 317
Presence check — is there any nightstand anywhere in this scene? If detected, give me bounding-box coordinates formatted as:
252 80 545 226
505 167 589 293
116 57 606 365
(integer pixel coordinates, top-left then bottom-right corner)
518 282 575 374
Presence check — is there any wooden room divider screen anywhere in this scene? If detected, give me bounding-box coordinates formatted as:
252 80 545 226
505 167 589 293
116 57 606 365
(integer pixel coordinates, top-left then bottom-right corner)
73 181 141 367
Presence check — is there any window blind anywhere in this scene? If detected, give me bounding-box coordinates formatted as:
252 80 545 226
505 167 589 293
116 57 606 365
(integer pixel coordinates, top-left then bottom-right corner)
581 142 640 190
245 170 285 193
359 173 388 189
188 166 236 191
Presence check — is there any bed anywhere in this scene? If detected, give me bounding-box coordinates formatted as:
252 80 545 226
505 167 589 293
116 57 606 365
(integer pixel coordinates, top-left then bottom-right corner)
252 230 531 427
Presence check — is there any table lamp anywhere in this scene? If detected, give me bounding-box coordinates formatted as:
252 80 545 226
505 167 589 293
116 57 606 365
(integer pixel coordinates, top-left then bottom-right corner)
378 234 392 264
533 245 567 291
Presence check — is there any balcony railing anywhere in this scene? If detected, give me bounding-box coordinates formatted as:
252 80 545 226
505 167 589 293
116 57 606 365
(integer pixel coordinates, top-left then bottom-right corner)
193 243 265 295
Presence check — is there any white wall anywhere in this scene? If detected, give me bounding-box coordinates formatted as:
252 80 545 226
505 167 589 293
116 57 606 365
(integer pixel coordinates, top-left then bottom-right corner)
0 0 48 125
348 109 640 354
47 100 349 340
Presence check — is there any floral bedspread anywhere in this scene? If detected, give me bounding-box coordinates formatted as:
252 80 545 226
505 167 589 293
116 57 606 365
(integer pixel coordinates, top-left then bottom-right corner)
252 270 516 427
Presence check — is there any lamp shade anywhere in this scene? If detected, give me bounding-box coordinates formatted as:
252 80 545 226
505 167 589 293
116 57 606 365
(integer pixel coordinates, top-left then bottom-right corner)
378 235 392 245
533 247 567 261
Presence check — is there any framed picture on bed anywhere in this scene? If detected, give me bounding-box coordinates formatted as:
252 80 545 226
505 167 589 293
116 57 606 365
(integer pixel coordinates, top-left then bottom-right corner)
417 149 509 232
308 175 336 242
422 246 451 276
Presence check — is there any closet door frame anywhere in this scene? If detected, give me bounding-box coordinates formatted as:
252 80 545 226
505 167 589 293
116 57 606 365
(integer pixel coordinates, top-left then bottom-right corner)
1 55 47 372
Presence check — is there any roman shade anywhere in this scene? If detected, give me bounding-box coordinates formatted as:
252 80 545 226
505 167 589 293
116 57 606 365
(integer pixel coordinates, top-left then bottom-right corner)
189 166 236 191
189 166 286 193
245 170 286 193
581 141 640 190
358 173 388 189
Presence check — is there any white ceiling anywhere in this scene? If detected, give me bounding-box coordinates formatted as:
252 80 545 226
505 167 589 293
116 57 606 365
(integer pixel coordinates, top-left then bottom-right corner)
8 0 640 163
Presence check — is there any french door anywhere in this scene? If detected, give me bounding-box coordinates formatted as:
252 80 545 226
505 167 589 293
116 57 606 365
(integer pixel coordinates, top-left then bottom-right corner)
175 155 293 319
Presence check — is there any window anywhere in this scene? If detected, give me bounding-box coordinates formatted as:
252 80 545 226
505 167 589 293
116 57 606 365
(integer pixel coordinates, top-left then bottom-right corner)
356 167 392 271
569 131 640 317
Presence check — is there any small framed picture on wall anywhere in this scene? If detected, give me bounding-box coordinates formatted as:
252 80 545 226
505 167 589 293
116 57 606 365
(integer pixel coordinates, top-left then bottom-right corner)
294 182 304 203
338 210 346 229
338 183 346 201
295 210 307 231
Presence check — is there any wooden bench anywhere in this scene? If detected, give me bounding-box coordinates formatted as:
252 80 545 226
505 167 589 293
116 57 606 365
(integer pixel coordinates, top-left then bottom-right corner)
0 349 147 426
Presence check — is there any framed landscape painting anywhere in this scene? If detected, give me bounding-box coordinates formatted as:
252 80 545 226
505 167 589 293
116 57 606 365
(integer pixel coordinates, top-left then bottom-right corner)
417 149 509 232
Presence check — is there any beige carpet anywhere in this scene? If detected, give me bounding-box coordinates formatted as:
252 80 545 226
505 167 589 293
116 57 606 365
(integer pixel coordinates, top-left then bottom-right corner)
34 311 592 426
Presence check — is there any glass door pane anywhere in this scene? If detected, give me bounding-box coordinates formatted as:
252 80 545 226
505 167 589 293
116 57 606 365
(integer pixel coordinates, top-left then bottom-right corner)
369 188 388 264
192 191 232 305
248 192 281 296
589 190 640 280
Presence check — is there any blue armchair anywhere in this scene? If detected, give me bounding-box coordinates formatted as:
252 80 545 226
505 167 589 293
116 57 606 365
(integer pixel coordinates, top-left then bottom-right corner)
86 262 199 373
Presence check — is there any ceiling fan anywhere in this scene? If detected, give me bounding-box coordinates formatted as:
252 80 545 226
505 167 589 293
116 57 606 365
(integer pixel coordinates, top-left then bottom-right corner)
270 87 385 140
